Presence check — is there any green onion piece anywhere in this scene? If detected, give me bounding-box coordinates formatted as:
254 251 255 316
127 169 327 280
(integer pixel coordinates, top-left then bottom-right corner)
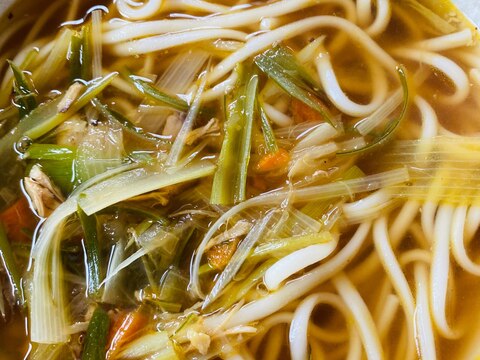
265 45 322 93
157 268 191 311
254 46 333 126
0 223 23 306
35 160 75 194
78 206 102 299
24 144 76 161
259 105 279 154
81 24 92 81
24 72 117 140
128 75 190 112
8 60 37 119
211 73 258 205
81 307 110 360
91 98 166 144
338 66 409 156
70 31 83 81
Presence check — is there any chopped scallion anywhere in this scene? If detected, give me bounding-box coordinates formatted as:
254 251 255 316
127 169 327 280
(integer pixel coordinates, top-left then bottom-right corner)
81 307 110 360
78 206 102 299
211 72 258 205
254 46 333 126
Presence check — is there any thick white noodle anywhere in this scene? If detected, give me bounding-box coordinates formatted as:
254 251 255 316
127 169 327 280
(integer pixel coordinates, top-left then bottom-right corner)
465 205 480 242
342 189 393 223
365 0 391 37
264 241 338 291
201 69 239 102
162 0 230 14
375 294 399 340
430 204 459 339
104 0 323 43
421 201 437 244
112 29 247 55
208 15 399 84
204 223 372 331
471 68 480 88
116 0 163 20
315 51 388 117
373 217 416 360
332 273 384 360
289 293 350 360
356 0 372 27
392 48 470 105
262 102 294 127
390 200 420 244
350 200 420 285
347 331 363 360
249 312 293 354
451 206 480 275
294 123 338 151
413 29 473 52
414 96 438 139
414 262 437 360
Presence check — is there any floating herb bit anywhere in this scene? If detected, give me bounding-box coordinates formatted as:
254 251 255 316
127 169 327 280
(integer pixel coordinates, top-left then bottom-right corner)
8 60 37 118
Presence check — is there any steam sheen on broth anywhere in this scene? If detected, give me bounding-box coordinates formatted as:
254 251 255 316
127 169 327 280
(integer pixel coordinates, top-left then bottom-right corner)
0 0 480 359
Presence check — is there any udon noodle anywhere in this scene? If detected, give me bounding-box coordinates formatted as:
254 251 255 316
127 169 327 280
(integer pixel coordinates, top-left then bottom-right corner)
0 0 479 359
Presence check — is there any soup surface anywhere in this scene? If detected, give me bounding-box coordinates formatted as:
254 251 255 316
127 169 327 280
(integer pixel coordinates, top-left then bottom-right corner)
0 0 480 359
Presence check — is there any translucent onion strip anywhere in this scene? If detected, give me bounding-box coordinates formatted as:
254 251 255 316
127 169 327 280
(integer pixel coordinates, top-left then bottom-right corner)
91 9 103 79
202 211 275 309
166 68 208 166
332 273 384 360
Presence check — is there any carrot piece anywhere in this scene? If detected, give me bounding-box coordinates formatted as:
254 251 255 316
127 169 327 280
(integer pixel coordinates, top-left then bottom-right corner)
106 308 149 359
291 98 325 123
207 239 239 270
0 198 37 243
255 148 290 173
